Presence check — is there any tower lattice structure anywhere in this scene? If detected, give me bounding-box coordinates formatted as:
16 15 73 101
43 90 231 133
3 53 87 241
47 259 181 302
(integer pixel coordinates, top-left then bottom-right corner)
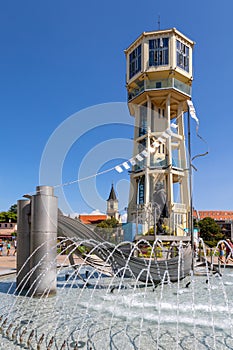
125 28 194 235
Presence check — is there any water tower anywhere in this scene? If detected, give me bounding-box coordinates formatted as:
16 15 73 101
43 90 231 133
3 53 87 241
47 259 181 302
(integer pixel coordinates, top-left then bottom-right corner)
125 28 194 236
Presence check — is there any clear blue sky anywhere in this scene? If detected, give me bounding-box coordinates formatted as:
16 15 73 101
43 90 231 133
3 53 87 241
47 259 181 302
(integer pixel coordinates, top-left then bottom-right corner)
0 0 233 215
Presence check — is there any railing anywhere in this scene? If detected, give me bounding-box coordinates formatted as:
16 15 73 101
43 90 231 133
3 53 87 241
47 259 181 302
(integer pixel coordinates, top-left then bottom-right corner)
133 157 185 171
134 164 145 172
173 203 187 212
128 78 191 101
150 158 168 168
173 79 191 95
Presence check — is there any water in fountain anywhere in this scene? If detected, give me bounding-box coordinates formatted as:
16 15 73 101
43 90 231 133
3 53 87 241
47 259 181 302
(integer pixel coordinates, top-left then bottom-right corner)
0 238 233 350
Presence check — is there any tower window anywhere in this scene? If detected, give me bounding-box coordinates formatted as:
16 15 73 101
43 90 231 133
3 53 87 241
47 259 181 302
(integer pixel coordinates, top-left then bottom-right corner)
149 38 169 67
129 45 142 79
158 108 165 118
157 143 165 154
139 103 147 136
176 40 189 72
138 176 145 204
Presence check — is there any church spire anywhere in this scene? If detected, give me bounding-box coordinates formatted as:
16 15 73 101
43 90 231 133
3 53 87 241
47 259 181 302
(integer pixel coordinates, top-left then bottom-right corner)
107 183 118 201
106 184 119 220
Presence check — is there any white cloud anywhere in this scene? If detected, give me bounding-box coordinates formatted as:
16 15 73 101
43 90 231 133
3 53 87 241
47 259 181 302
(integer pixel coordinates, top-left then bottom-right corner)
68 209 106 218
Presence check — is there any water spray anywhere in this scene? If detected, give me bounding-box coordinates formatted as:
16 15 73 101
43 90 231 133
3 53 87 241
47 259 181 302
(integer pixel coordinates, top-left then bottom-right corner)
19 328 27 345
47 336 54 350
6 323 13 338
60 339 67 349
12 326 19 341
37 333 45 349
27 329 35 348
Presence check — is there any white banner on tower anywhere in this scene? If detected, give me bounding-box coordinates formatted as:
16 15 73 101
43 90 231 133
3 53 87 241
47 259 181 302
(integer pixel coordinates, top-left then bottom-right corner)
187 100 199 125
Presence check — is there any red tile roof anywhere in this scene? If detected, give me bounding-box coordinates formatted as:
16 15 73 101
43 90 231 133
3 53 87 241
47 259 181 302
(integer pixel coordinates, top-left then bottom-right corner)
195 210 233 221
79 215 107 225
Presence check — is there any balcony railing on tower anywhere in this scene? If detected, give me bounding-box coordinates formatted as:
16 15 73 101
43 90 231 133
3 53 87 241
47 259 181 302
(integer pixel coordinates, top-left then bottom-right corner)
128 78 191 101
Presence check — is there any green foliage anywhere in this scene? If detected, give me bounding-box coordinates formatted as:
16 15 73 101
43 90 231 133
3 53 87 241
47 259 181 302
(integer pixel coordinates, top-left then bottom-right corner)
193 218 199 228
147 227 154 234
204 241 218 248
9 204 17 214
0 204 17 222
77 245 86 254
96 217 119 228
95 218 119 243
0 212 8 222
198 217 224 245
145 224 171 235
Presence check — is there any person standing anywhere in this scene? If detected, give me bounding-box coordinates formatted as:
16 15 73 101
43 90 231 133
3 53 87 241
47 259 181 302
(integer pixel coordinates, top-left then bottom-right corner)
219 241 225 263
0 241 3 256
6 241 11 256
226 239 233 263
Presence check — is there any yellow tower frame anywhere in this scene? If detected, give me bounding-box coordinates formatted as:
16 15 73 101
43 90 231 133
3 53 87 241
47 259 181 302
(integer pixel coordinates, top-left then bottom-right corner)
125 28 195 236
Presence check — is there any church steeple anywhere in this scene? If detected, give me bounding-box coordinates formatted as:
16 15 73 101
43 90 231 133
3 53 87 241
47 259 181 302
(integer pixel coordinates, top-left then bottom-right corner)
107 184 117 201
106 184 120 220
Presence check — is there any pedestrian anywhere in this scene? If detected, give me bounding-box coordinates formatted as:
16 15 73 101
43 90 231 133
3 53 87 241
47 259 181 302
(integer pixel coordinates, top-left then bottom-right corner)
13 240 17 256
0 241 3 256
226 239 233 264
6 241 11 256
219 241 225 263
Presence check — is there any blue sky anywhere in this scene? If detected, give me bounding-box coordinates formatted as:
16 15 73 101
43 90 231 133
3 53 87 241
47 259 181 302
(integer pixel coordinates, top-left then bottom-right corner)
0 0 233 215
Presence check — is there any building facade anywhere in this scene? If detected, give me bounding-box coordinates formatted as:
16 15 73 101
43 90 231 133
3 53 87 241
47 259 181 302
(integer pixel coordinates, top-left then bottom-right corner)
0 222 17 240
195 210 233 239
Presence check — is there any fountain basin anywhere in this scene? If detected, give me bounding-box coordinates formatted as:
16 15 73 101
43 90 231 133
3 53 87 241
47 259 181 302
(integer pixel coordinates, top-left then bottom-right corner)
0 264 233 349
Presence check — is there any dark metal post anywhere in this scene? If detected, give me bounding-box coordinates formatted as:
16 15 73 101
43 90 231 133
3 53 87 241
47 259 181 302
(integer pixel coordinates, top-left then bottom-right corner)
188 108 194 271
154 205 157 241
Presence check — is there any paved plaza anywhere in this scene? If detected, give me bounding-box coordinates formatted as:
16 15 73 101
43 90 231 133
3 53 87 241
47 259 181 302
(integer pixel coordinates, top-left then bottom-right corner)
0 248 83 277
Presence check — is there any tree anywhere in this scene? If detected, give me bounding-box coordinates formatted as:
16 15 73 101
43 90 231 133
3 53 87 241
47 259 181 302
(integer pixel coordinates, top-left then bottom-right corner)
0 204 17 222
7 211 17 222
95 218 119 243
96 217 119 229
193 218 199 228
0 212 9 222
198 217 224 246
9 204 17 214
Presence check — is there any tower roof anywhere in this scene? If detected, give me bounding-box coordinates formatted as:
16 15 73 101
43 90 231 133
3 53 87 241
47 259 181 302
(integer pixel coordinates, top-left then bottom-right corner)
124 28 195 54
107 184 117 201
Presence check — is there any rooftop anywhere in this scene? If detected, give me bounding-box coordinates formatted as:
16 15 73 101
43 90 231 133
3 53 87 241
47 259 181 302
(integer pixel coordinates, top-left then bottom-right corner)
79 214 107 225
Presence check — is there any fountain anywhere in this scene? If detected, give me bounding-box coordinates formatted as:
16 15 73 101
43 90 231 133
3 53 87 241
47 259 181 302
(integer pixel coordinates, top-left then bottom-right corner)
0 186 233 349
0 235 233 349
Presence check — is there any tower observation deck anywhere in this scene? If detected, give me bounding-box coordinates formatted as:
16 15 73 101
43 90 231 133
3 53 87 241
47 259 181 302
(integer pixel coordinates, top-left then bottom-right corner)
125 28 195 236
